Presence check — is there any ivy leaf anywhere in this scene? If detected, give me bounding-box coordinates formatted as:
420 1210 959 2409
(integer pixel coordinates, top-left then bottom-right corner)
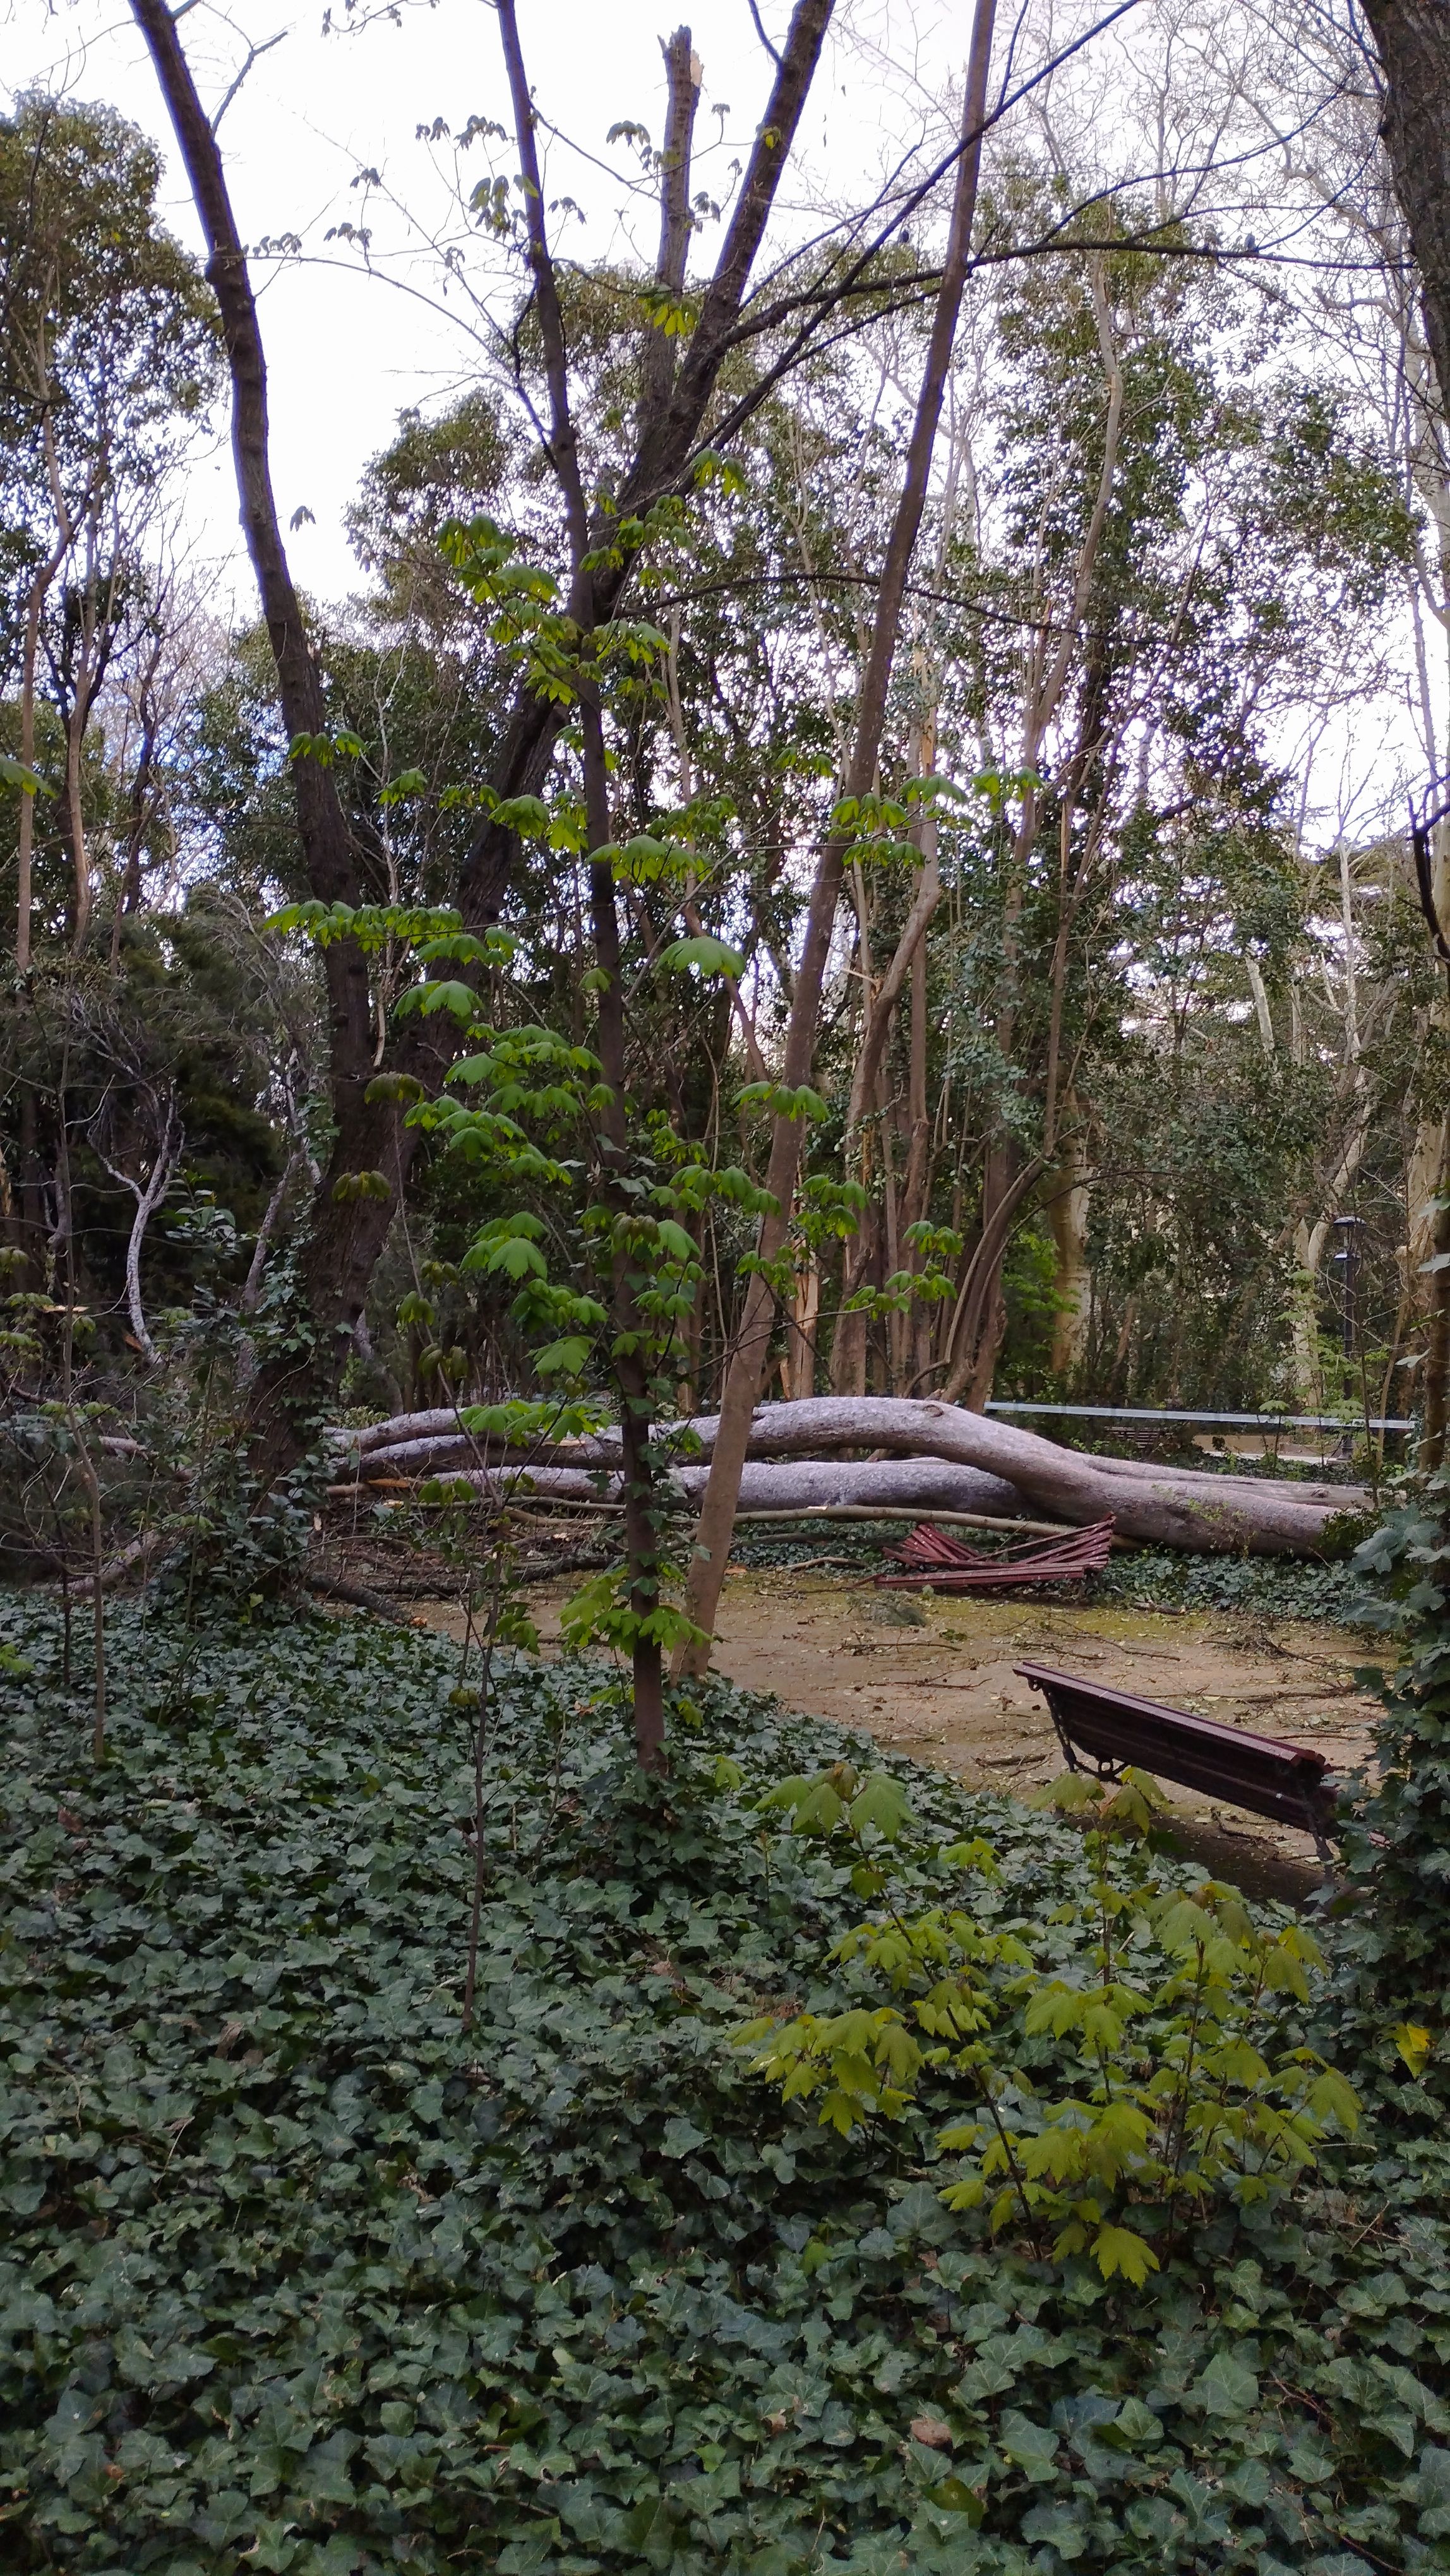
997 2409 1060 2483
926 2476 984 2522
1021 2501 1089 2557
659 2116 708 2158
1193 2348 1259 2415
1102 2395 1166 2451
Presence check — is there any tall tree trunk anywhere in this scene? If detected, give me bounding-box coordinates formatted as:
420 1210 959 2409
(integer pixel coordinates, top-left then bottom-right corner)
15 556 61 974
1415 1114 1450 1469
131 0 415 1479
640 28 702 420
1410 826 1450 1465
453 0 834 934
494 0 690 1763
95 1096 181 1366
677 0 998 1673
1046 1120 1092 1380
1362 0 1450 1464
111 626 166 968
831 719 943 1394
1362 0 1450 410
902 887 935 1394
944 259 1124 1411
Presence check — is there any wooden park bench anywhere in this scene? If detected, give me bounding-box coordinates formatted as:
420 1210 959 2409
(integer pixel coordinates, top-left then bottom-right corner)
1014 1661 1341 1859
877 1516 1116 1594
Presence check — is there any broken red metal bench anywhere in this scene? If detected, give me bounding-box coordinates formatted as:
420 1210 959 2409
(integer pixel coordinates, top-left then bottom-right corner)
1014 1661 1341 1859
877 1516 1116 1592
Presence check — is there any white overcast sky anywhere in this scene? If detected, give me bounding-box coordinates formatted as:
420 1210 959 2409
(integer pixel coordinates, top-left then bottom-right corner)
4 0 1437 830
3 0 969 607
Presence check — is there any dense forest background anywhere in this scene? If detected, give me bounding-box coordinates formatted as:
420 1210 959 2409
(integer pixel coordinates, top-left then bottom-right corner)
6 0 1450 1597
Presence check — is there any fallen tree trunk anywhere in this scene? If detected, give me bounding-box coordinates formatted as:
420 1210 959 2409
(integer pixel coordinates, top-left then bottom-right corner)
327 1397 1364 1554
69 1525 175 1601
324 1408 467 1457
1081 1450 1359 1513
327 1400 1365 1515
669 1399 1355 1552
347 1457 1030 1519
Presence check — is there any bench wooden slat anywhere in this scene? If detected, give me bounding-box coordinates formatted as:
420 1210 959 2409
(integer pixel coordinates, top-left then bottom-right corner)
1014 1661 1339 1842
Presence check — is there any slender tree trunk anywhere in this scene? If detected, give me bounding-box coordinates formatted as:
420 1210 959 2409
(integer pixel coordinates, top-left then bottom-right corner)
65 688 92 953
111 636 165 968
18 340 77 972
832 728 943 1394
15 564 57 974
1418 1123 1450 1469
131 0 416 1478
1046 1122 1092 1379
95 1096 181 1365
453 0 834 933
640 27 702 420
677 0 998 1674
496 0 712 1765
904 923 935 1392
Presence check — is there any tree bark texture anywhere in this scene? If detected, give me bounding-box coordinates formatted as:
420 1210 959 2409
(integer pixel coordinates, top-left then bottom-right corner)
1362 0 1450 412
1407 825 1450 1465
359 1457 1027 1518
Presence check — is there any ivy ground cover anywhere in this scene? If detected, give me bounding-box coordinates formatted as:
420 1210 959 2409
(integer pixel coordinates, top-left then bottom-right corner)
1 1594 1448 2576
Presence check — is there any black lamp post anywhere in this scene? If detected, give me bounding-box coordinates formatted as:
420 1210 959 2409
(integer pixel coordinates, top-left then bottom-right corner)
1330 1214 1364 1359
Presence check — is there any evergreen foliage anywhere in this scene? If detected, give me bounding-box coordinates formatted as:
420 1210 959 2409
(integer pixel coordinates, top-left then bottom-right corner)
2 1597 1449 2574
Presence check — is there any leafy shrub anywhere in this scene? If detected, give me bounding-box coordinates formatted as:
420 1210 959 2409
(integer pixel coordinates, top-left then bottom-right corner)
743 1767 1358 2290
1334 1465 1450 2049
1087 1547 1374 1623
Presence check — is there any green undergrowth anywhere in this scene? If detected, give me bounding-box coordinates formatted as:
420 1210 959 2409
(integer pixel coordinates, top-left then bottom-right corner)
1084 1551 1375 1625
726 1522 900 1573
1 1592 1446 2576
728 1519 1377 1625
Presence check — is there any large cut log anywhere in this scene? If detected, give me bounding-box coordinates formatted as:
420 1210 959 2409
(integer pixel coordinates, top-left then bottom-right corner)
367 1457 1029 1518
328 1397 1363 1554
662 1399 1353 1553
1082 1450 1361 1513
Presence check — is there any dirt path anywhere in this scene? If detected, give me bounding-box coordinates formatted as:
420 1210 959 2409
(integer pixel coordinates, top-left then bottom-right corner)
412 1563 1384 1903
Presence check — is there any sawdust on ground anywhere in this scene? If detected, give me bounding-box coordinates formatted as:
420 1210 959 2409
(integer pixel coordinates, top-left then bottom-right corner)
410 1561 1384 1904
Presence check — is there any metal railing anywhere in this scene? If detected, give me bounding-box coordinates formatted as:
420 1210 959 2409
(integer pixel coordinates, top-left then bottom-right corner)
984 1401 1413 1433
